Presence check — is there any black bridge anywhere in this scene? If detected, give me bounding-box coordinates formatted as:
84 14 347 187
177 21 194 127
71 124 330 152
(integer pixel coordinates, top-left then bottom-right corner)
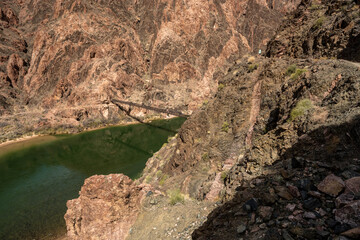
111 99 189 118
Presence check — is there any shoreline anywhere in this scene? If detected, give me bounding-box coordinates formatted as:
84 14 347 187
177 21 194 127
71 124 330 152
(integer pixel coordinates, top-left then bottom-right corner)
0 115 179 154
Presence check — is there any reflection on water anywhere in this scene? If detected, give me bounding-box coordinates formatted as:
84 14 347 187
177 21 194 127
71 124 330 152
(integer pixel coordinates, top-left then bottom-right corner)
0 118 185 239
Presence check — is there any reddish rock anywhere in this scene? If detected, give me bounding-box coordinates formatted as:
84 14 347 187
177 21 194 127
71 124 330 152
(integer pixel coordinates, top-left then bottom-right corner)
341 227 360 239
286 203 296 212
64 174 151 240
308 191 322 198
288 185 301 198
258 206 273 221
335 200 360 228
335 193 354 208
6 54 26 88
317 174 345 197
0 7 18 26
275 186 293 200
303 212 316 219
0 0 300 134
344 177 360 195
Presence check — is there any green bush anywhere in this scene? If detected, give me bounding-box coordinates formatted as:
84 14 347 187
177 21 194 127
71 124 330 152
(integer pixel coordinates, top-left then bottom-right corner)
286 64 297 76
202 152 209 161
289 99 313 121
218 83 225 90
309 4 320 10
167 189 184 205
145 175 153 183
156 170 162 178
290 68 307 80
159 174 169 185
221 170 229 181
314 16 326 29
248 63 259 72
221 121 229 132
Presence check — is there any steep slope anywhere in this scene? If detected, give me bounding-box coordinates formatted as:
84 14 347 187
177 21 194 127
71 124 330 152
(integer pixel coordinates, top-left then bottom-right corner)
66 0 360 240
0 0 299 142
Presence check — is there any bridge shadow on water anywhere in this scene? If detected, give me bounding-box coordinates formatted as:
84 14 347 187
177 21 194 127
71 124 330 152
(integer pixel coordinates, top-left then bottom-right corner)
111 99 188 134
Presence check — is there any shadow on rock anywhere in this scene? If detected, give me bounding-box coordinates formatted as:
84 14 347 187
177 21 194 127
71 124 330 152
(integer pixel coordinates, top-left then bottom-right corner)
192 115 360 240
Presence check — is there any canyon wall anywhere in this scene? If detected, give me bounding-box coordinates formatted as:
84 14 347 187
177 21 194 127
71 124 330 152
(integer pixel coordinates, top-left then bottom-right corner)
0 0 299 141
65 0 360 239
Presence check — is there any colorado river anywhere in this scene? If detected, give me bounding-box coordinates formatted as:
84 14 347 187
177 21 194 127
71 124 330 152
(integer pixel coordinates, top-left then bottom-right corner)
0 118 185 239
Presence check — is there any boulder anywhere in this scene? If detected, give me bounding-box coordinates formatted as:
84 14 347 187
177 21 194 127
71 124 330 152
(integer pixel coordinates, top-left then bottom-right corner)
258 206 273 221
317 174 345 197
64 174 151 240
344 177 360 196
341 227 360 239
335 200 360 228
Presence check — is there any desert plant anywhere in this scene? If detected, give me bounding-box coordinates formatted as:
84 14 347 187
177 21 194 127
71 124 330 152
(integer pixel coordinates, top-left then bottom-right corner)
202 152 209 161
221 121 229 132
221 170 229 181
313 16 326 29
159 174 169 185
289 99 313 121
290 68 307 80
167 189 184 205
145 175 153 183
286 64 297 76
156 170 163 178
218 83 225 90
309 4 320 10
248 63 259 72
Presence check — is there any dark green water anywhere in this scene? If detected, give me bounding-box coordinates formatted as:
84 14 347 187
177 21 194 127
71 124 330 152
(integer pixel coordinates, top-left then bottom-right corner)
0 118 185 240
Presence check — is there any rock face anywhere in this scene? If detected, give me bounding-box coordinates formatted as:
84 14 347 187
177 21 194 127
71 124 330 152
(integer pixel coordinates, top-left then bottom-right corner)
0 0 300 142
64 174 150 240
266 0 360 61
126 0 360 239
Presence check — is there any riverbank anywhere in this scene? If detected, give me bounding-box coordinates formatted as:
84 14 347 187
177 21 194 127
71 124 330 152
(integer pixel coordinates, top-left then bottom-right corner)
0 135 58 157
0 115 179 156
0 117 186 240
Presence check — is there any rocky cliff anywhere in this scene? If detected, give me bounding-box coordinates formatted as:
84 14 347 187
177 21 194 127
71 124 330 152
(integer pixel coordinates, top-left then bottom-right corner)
65 0 360 239
0 0 299 142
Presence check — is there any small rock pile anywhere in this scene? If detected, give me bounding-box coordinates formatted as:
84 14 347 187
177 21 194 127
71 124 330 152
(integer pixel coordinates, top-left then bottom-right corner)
193 159 360 240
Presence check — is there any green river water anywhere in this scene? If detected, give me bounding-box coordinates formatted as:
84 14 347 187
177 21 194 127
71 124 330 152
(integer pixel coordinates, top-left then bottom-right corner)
0 118 185 239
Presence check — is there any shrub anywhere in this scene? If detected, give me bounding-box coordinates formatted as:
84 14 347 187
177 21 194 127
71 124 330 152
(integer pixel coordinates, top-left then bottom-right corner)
248 63 259 72
290 68 307 80
221 170 229 181
156 170 162 178
145 175 153 183
221 121 229 132
289 99 313 121
309 4 320 10
202 152 209 161
159 174 169 185
167 189 184 205
218 83 225 90
314 16 326 29
285 64 297 76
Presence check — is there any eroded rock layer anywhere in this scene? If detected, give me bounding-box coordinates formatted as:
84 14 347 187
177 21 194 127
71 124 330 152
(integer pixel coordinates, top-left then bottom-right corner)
64 174 152 240
0 0 299 141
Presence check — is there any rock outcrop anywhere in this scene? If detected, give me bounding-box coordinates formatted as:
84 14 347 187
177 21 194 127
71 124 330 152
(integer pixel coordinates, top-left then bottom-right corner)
64 174 151 240
111 0 360 239
0 0 300 142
